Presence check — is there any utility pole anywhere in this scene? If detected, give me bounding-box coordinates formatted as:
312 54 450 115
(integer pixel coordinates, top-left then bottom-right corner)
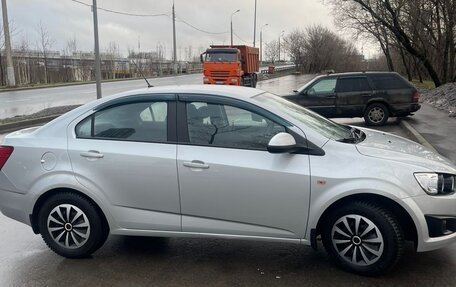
230 20 233 46
172 1 177 74
92 0 102 99
2 0 16 87
253 0 257 47
278 30 284 63
230 9 240 46
260 24 268 64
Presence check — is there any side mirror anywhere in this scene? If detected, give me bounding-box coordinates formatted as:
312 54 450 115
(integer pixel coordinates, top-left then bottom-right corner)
267 132 298 154
200 54 204 63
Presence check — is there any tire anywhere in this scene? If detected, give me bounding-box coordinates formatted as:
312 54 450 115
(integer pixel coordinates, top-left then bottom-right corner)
38 192 108 258
322 201 404 276
364 103 389 126
252 74 258 88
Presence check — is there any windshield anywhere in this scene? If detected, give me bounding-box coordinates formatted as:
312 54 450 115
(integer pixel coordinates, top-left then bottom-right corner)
296 76 318 93
205 52 238 62
254 92 354 141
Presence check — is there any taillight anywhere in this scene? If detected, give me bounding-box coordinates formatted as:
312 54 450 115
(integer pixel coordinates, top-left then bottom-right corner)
0 146 14 170
412 91 420 103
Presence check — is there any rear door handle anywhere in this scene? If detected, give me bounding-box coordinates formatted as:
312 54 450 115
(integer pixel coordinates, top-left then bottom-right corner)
183 160 210 169
325 95 337 99
80 150 104 159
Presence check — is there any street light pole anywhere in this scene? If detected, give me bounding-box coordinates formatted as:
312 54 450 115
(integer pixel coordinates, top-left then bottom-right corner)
253 0 257 47
92 0 102 99
1 0 15 87
278 30 284 63
230 9 240 46
260 24 268 64
172 1 177 74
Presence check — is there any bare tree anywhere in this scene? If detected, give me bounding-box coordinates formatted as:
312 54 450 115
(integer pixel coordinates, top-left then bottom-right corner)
16 35 31 85
283 29 306 71
104 41 120 79
265 40 279 64
285 25 362 73
327 0 456 86
36 20 54 84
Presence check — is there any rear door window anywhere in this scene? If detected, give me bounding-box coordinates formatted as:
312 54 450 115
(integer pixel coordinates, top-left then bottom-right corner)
76 101 168 143
336 77 371 93
370 75 410 90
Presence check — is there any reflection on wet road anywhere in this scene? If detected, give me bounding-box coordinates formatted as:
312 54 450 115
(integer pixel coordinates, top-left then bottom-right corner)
1 213 456 286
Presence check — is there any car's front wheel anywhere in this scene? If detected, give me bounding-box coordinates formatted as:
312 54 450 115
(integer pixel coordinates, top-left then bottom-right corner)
322 201 404 276
38 192 108 258
364 103 389 126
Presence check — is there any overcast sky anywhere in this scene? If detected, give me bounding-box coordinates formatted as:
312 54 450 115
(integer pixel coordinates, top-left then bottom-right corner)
5 0 376 59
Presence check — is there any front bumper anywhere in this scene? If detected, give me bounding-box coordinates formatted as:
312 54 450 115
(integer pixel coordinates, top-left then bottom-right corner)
404 194 456 252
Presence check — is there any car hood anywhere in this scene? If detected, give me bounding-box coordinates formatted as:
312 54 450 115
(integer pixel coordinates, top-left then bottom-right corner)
355 128 456 174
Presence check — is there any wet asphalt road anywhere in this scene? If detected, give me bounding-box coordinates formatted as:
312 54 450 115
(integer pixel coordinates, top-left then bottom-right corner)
1 74 455 286
2 214 456 287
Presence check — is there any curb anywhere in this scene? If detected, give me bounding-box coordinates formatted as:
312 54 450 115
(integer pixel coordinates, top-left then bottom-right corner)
399 119 439 153
0 115 60 134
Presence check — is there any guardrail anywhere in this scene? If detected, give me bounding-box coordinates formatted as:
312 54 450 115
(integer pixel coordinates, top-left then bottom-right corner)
260 65 296 74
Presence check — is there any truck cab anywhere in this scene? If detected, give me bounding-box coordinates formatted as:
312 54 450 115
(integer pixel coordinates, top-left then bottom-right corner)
201 45 259 87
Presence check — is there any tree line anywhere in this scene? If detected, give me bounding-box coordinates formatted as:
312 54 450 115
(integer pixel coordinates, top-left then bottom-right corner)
264 25 365 74
327 0 456 87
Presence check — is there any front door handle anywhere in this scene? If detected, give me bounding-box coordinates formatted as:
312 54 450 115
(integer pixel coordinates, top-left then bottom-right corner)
325 95 337 99
183 160 210 169
80 150 104 159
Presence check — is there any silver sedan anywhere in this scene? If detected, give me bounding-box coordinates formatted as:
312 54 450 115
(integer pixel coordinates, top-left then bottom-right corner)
1 85 455 276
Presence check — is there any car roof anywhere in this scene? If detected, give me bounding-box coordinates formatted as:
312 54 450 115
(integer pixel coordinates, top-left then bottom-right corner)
106 84 264 100
319 71 400 78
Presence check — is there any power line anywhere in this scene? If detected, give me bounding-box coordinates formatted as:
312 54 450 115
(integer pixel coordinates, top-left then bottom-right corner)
175 15 229 35
71 0 169 17
233 32 249 44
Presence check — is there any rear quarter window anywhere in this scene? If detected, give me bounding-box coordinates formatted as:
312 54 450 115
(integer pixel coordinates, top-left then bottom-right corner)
336 77 371 93
370 75 410 90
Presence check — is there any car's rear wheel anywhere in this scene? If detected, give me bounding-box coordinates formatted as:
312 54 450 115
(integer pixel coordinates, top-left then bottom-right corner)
252 74 258 88
38 192 108 258
364 103 389 126
322 201 404 276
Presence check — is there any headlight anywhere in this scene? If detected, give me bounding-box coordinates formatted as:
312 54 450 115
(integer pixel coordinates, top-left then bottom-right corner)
415 173 456 195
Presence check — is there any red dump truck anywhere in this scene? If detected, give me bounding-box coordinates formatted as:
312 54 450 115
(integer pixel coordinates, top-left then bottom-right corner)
200 45 260 87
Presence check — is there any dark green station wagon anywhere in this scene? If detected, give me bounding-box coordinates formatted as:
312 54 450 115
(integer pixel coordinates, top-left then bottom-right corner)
285 72 421 126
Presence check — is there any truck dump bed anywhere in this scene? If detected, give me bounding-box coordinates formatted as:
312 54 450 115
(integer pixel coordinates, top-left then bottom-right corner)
210 45 259 74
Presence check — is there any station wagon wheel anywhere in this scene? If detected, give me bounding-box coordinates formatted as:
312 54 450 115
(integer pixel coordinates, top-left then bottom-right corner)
38 192 108 258
322 201 404 276
364 103 389 126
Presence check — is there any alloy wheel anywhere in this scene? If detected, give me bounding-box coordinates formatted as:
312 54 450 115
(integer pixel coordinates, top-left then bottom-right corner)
368 107 385 124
